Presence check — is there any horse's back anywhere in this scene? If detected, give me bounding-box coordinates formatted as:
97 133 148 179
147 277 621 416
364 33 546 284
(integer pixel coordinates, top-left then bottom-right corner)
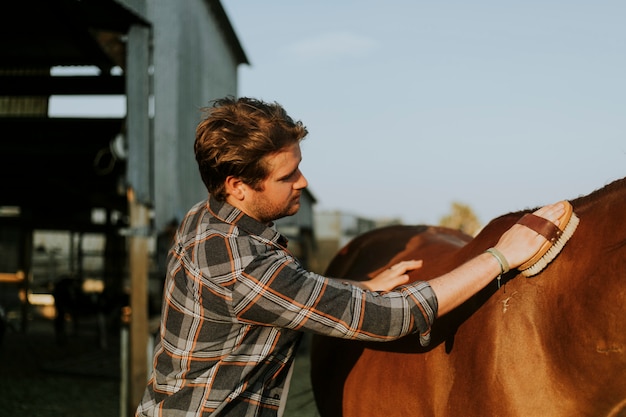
311 224 473 417
311 177 626 417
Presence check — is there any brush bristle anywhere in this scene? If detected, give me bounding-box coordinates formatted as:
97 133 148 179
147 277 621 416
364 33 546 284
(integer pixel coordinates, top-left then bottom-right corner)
521 212 579 277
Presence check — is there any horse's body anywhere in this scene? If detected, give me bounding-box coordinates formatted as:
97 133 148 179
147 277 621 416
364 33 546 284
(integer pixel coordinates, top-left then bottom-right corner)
311 177 626 417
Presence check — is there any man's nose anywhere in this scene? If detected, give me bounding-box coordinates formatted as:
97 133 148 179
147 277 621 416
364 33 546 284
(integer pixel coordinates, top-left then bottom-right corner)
296 171 308 189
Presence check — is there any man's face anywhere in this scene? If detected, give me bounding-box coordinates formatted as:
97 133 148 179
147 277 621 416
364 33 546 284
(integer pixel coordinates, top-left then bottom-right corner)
242 143 308 223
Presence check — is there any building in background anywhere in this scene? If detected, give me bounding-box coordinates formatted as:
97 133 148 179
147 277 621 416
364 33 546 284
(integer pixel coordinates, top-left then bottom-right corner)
274 188 318 271
312 210 402 274
0 1 247 414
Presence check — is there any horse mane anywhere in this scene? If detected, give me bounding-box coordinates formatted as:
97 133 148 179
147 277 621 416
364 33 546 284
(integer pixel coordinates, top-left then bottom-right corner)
482 176 625 229
571 176 626 209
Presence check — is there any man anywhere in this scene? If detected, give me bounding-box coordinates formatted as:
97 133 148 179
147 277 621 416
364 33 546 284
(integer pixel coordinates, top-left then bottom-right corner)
136 96 565 417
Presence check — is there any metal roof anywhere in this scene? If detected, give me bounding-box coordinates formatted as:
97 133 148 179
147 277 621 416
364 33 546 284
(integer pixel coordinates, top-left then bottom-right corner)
0 0 247 231
0 0 150 71
0 0 148 231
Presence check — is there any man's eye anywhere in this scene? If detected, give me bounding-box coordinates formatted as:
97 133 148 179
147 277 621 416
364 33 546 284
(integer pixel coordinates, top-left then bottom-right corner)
282 171 298 181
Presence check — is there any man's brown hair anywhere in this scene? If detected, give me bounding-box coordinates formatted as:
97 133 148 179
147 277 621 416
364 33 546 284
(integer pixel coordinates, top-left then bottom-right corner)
194 96 308 201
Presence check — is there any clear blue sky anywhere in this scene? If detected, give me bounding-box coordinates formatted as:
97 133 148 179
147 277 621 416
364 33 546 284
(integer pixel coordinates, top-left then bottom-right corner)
221 1 625 226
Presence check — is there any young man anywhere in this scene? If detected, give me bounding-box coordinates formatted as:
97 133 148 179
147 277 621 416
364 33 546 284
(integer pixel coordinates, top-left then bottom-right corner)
136 96 565 417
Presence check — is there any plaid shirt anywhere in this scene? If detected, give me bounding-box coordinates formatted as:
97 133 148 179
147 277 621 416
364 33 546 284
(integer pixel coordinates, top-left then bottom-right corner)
136 196 438 417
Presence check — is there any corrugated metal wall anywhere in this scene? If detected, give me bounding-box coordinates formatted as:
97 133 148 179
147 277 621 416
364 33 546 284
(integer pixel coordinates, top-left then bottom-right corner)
147 0 245 231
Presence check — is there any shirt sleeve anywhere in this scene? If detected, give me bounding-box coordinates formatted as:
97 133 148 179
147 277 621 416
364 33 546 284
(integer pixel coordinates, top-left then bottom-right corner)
232 248 438 347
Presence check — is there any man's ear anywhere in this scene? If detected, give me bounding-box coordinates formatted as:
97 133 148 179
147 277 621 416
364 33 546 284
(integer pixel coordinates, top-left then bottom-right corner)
224 176 246 201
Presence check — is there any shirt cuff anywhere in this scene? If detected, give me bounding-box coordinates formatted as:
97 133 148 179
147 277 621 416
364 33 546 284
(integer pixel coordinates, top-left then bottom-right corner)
404 281 438 346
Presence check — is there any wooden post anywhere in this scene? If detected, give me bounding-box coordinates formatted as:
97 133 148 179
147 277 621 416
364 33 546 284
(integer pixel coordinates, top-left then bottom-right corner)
127 187 150 416
125 17 152 416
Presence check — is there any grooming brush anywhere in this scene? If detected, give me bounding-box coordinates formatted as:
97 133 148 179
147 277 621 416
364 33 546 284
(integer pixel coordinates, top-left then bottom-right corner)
517 200 579 277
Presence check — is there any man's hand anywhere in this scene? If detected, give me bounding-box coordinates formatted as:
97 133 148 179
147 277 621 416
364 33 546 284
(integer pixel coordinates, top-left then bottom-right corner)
494 202 566 269
352 260 422 292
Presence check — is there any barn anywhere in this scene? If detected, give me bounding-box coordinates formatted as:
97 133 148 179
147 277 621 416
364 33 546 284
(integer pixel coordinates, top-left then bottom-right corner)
0 0 258 413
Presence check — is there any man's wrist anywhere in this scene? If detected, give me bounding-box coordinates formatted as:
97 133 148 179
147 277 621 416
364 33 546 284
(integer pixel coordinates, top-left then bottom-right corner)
485 248 509 289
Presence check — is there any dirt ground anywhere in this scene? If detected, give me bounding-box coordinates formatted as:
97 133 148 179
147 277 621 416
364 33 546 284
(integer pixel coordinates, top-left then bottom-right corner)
0 313 120 417
0 312 320 417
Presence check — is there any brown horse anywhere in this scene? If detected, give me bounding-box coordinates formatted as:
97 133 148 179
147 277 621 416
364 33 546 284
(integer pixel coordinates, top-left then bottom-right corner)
311 177 626 417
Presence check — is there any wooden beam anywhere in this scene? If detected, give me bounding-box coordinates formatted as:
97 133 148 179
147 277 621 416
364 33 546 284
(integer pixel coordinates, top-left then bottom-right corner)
125 22 153 416
0 75 125 95
127 188 150 417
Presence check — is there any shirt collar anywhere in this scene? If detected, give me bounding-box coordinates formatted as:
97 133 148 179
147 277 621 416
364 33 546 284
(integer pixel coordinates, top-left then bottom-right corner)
207 195 288 248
